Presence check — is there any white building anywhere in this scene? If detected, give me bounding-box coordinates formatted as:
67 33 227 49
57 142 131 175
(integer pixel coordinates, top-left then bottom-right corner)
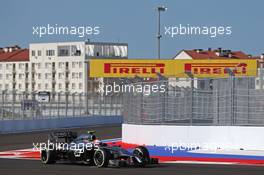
0 46 30 92
0 41 128 94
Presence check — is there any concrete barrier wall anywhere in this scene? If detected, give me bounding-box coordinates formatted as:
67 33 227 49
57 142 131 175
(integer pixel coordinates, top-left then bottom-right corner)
122 124 264 150
0 116 122 133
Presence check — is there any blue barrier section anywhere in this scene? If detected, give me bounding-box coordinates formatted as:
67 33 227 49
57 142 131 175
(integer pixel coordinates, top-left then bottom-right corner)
0 115 122 133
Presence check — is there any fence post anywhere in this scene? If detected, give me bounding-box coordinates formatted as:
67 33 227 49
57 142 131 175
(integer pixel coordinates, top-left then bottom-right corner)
72 92 75 117
57 92 60 118
140 81 144 124
190 78 194 125
217 89 220 125
99 94 102 115
79 93 83 116
49 92 53 118
1 90 6 120
33 92 37 119
12 91 15 120
22 91 25 119
231 76 235 125
85 92 89 116
65 92 68 118
247 77 250 124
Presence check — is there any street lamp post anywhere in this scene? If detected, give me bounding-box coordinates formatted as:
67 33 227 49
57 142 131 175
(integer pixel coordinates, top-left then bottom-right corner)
156 6 167 59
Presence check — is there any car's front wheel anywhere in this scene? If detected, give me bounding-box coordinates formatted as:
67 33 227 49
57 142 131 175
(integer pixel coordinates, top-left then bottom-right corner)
41 149 56 164
133 146 150 167
93 149 109 167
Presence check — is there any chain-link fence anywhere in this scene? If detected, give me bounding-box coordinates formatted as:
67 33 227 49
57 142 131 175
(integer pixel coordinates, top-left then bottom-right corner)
123 77 264 126
0 91 123 120
2 77 264 126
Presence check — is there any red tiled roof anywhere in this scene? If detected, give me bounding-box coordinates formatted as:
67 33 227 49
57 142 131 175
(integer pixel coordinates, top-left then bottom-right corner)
0 49 29 62
184 50 251 60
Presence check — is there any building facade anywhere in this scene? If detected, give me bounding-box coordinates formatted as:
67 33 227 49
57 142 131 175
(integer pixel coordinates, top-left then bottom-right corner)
0 41 128 94
0 46 29 92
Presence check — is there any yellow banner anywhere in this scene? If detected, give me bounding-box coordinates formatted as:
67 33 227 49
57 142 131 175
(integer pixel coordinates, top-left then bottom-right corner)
89 59 257 78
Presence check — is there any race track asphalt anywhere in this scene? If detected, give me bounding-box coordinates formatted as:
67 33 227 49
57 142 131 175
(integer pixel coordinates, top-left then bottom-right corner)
0 124 264 175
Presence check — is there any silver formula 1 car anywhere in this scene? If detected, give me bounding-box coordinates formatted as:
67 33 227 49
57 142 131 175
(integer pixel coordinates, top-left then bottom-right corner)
40 131 158 168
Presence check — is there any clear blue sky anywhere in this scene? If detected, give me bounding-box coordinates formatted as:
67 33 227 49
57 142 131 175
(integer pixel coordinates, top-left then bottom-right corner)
0 0 263 58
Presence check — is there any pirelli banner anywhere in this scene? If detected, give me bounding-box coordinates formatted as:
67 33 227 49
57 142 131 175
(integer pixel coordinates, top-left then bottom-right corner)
89 59 257 78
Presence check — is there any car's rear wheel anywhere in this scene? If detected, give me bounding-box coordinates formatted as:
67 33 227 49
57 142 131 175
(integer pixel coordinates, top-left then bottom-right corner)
93 149 109 167
41 149 56 164
133 146 150 167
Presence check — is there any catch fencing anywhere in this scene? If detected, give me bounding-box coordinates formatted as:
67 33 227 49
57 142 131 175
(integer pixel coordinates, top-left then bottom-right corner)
123 77 264 126
1 77 264 126
0 91 123 120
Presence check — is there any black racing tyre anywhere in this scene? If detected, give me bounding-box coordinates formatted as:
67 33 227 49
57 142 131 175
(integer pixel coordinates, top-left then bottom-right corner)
41 149 56 164
133 146 150 166
93 149 109 168
68 151 77 164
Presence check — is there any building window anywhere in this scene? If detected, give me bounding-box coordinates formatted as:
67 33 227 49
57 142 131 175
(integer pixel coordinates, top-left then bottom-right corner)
46 50 55 56
0 64 2 70
45 63 51 68
72 62 76 68
0 74 2 80
45 84 48 89
79 83 82 90
19 74 23 79
72 72 77 79
38 84 41 89
31 50 35 56
58 46 70 56
38 50 42 56
38 73 41 79
19 63 24 69
18 84 22 89
37 63 41 69
59 73 64 79
59 62 64 68
71 45 81 56
79 62 83 68
45 73 49 79
59 83 62 89
0 84 2 90
79 72 82 79
72 83 76 90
